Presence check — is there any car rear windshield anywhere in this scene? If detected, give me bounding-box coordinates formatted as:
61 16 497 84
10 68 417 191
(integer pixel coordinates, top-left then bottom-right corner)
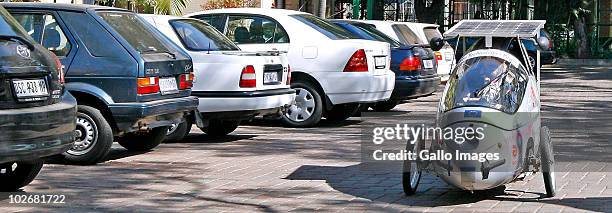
0 6 34 42
350 22 402 47
423 27 442 42
170 19 239 51
392 24 422 45
290 14 359 40
97 11 172 54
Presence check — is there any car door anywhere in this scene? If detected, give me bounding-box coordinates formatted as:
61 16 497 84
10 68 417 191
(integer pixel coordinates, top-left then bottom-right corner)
10 10 76 72
201 14 290 53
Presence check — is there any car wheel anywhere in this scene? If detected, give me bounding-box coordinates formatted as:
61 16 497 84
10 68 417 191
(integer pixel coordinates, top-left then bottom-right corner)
199 120 240 137
117 127 168 151
540 126 556 197
282 81 323 127
402 137 423 196
528 53 536 70
325 103 360 121
371 100 399 112
0 161 43 192
63 105 113 165
165 118 192 142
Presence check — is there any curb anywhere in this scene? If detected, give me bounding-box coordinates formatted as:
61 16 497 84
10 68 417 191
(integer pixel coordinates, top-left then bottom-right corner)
553 59 612 66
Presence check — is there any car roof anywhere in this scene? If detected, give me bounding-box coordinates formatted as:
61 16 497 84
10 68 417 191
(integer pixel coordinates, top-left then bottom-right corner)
186 8 308 17
0 3 128 12
397 22 439 28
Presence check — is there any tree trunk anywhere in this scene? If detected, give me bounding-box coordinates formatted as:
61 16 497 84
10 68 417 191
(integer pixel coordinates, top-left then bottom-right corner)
414 0 444 24
574 14 591 58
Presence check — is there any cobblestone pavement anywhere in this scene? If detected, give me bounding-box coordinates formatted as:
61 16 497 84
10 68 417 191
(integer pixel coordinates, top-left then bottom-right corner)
1 64 610 212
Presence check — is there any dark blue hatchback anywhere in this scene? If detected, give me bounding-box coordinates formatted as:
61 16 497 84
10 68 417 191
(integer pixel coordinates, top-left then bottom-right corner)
331 20 440 111
3 3 199 165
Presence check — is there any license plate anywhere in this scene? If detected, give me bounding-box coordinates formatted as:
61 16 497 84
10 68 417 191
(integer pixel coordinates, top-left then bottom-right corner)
423 60 434 69
374 56 386 69
264 72 279 84
159 78 179 95
445 52 453 61
13 79 48 99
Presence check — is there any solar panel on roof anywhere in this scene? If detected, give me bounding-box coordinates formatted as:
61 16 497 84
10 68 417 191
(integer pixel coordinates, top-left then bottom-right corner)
444 20 546 38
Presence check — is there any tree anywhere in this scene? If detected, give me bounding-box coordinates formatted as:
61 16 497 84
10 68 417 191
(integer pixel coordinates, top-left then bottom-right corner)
570 0 592 58
152 0 190 15
413 0 444 24
201 0 257 10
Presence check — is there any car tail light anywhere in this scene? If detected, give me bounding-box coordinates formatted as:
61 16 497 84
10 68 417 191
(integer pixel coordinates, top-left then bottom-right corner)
548 40 553 50
137 77 159 94
179 73 194 90
399 56 422 71
239 65 256 88
435 52 443 61
50 52 64 84
343 49 368 72
286 65 291 85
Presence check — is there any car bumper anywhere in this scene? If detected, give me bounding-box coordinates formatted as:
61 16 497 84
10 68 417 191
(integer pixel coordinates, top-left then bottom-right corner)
108 96 199 134
0 92 77 164
192 88 296 120
540 50 557 64
391 75 440 100
324 71 395 104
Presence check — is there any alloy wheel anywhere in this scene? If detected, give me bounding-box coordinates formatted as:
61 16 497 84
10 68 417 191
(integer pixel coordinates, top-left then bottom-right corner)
285 88 316 122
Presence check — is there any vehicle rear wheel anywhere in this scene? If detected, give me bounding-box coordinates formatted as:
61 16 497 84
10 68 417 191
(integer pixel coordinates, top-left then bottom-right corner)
402 138 424 196
325 103 360 121
371 100 399 112
0 161 43 192
117 127 168 151
540 126 556 198
200 120 240 136
165 118 192 142
282 82 323 127
63 105 113 165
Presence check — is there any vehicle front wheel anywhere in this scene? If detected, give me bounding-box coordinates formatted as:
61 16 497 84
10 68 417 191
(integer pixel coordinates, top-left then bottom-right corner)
200 120 240 137
371 100 399 112
117 127 168 151
0 161 43 192
325 103 360 121
165 118 192 142
540 126 556 198
63 105 114 165
402 138 424 196
282 82 323 127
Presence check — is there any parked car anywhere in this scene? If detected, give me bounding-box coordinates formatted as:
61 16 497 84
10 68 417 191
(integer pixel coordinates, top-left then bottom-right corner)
140 14 295 140
3 3 199 164
186 8 395 127
330 20 440 111
397 22 455 82
0 5 76 191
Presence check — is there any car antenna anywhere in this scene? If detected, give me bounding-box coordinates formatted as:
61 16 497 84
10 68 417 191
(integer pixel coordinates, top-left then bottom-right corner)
207 42 211 54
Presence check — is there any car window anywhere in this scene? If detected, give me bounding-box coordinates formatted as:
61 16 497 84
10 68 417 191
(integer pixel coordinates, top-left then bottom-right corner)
392 24 422 45
423 27 442 42
12 13 72 56
224 15 289 44
195 14 226 32
59 11 125 57
97 11 171 54
351 22 402 47
0 7 33 41
290 14 359 40
170 19 239 51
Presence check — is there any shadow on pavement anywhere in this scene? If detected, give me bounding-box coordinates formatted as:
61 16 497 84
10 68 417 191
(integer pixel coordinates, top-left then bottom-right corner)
286 163 609 212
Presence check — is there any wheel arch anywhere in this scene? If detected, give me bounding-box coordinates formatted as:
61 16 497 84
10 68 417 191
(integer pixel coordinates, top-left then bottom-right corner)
67 84 117 133
290 71 333 111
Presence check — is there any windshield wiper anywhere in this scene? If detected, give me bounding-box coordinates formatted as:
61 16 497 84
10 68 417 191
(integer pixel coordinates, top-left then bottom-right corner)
473 70 509 97
0 35 35 50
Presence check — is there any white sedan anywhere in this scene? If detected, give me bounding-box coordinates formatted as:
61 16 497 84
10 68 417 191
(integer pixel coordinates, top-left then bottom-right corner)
185 8 395 127
141 14 295 140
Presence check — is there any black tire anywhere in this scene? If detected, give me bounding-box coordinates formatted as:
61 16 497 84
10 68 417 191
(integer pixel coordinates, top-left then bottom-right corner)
0 161 43 192
200 120 240 136
371 100 399 112
402 138 424 196
117 127 168 151
165 119 192 142
540 126 556 198
325 103 360 121
63 105 113 165
282 81 323 127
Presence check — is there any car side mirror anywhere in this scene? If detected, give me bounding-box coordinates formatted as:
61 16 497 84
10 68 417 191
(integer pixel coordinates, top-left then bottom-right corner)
429 37 444 51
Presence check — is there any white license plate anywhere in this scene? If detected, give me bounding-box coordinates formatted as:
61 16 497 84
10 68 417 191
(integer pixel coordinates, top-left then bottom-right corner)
423 60 434 69
374 56 386 68
159 78 179 95
13 79 48 98
263 72 279 84
445 52 453 61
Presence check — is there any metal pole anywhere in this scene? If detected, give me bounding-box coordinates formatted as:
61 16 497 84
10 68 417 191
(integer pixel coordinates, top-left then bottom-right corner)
319 0 327 18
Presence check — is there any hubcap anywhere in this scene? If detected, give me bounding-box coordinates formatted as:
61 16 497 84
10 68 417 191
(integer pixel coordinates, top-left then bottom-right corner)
68 115 98 156
167 123 178 135
409 142 420 188
285 88 315 122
